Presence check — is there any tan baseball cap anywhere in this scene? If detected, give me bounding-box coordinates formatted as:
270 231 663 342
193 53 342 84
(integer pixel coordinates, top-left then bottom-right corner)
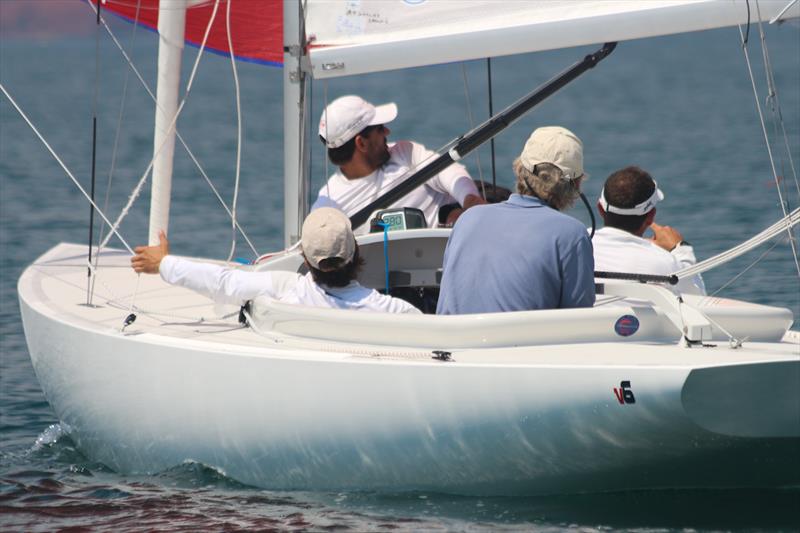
319 95 398 148
519 126 586 181
301 207 356 270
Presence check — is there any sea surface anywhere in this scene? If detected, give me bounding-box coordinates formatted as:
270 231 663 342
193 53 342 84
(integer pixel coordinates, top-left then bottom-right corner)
2 11 800 532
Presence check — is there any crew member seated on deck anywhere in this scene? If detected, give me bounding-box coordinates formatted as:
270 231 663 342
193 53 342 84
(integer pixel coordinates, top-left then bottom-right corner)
437 126 596 314
593 166 706 295
312 95 486 233
130 208 421 314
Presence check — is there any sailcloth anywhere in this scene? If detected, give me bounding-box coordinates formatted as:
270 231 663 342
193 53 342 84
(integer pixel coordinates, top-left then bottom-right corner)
305 0 800 78
91 0 282 66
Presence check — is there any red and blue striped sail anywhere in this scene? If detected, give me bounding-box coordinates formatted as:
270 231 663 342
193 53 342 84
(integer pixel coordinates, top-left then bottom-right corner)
92 0 282 67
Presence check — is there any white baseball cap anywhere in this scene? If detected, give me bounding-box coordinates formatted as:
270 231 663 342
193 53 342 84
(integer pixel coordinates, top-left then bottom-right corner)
599 180 665 216
318 95 398 148
519 126 586 181
301 207 356 270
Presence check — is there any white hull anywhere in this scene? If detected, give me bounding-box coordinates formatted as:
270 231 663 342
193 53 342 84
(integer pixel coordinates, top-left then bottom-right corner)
19 242 800 494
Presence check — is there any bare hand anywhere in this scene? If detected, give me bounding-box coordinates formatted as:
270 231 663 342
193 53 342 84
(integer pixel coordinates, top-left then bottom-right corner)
131 230 169 274
649 222 683 251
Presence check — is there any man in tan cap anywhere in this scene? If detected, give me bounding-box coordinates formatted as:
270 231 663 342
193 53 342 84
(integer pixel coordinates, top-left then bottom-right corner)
314 95 486 233
437 126 595 314
131 208 420 313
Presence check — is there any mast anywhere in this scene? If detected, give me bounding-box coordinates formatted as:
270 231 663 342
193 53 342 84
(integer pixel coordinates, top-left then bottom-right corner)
148 0 187 245
283 0 309 247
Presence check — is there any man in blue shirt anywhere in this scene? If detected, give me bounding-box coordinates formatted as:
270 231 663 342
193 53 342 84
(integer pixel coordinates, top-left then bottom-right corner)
436 126 595 314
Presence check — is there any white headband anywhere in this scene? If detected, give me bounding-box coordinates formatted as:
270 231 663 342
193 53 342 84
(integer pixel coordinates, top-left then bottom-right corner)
599 181 664 216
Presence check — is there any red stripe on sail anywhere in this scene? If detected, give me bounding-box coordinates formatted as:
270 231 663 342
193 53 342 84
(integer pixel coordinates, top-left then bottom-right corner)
91 0 282 66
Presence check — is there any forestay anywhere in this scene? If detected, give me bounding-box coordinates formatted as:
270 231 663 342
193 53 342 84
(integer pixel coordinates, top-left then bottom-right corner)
306 0 800 78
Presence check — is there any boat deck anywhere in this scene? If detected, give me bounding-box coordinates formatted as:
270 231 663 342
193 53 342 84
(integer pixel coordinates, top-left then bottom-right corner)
19 242 800 368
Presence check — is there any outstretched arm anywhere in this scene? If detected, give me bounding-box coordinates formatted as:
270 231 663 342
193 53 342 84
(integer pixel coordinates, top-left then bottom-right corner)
130 230 281 305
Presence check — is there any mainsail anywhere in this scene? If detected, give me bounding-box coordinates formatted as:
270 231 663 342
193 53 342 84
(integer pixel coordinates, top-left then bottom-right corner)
305 0 800 78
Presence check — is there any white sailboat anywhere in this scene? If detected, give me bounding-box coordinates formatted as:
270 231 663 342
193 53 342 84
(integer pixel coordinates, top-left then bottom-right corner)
10 0 800 494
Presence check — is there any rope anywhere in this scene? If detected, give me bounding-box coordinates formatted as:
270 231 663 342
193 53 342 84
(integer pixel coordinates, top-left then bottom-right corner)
675 207 799 279
86 0 258 257
738 23 800 277
379 221 390 294
224 0 244 264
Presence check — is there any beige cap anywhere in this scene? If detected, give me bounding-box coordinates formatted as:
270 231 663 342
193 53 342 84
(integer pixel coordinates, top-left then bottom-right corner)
301 207 356 270
319 95 398 148
519 126 586 181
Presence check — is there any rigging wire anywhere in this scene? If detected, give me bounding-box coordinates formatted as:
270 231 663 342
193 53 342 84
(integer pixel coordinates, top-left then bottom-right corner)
323 80 331 200
87 0 101 305
90 0 224 254
706 238 782 300
91 0 143 305
754 1 800 199
224 0 244 264
487 57 497 191
738 21 800 277
0 83 135 255
85 0 258 257
460 63 487 199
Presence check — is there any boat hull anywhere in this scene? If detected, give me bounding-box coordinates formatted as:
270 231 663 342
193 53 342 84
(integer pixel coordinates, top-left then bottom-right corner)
17 243 800 494
19 291 800 494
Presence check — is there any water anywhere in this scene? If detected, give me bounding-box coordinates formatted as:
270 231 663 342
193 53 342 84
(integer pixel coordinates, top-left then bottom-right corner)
2 11 800 531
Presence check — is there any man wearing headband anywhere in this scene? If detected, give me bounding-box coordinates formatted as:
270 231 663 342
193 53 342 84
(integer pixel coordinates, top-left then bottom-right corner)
594 166 705 295
314 95 486 233
437 126 595 314
131 208 421 313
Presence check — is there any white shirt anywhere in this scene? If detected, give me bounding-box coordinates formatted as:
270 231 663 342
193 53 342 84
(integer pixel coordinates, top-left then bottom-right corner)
312 140 479 233
160 255 421 314
592 226 706 295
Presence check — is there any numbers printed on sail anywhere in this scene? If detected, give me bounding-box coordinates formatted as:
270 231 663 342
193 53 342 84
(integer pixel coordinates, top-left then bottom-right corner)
613 380 636 405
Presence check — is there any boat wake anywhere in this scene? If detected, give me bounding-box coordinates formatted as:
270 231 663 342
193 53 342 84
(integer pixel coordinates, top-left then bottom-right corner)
31 423 72 452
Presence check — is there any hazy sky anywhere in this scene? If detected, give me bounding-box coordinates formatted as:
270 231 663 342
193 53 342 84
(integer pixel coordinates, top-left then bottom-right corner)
1 0 103 39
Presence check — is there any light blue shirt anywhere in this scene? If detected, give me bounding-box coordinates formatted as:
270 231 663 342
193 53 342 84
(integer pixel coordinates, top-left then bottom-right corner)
437 194 595 314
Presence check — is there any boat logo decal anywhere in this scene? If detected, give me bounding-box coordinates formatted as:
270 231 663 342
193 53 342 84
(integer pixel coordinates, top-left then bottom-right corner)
614 315 640 337
613 380 636 405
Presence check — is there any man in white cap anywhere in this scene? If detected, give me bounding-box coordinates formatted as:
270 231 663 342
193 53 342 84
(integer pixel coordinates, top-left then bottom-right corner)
594 166 705 295
314 95 486 233
130 208 420 313
437 126 595 314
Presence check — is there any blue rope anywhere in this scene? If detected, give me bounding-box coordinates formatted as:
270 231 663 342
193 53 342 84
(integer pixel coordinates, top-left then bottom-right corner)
380 221 390 294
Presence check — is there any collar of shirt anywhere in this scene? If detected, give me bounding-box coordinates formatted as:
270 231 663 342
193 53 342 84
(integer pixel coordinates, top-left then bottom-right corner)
506 193 548 208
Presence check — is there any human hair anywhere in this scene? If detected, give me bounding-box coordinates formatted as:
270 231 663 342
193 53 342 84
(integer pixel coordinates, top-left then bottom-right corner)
323 135 357 166
306 245 364 288
601 166 655 233
513 159 581 211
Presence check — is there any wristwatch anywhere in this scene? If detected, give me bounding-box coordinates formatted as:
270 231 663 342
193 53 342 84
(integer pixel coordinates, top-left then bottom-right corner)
672 240 691 251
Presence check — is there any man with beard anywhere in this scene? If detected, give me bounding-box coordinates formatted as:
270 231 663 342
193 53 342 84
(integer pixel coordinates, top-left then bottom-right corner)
313 95 486 233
